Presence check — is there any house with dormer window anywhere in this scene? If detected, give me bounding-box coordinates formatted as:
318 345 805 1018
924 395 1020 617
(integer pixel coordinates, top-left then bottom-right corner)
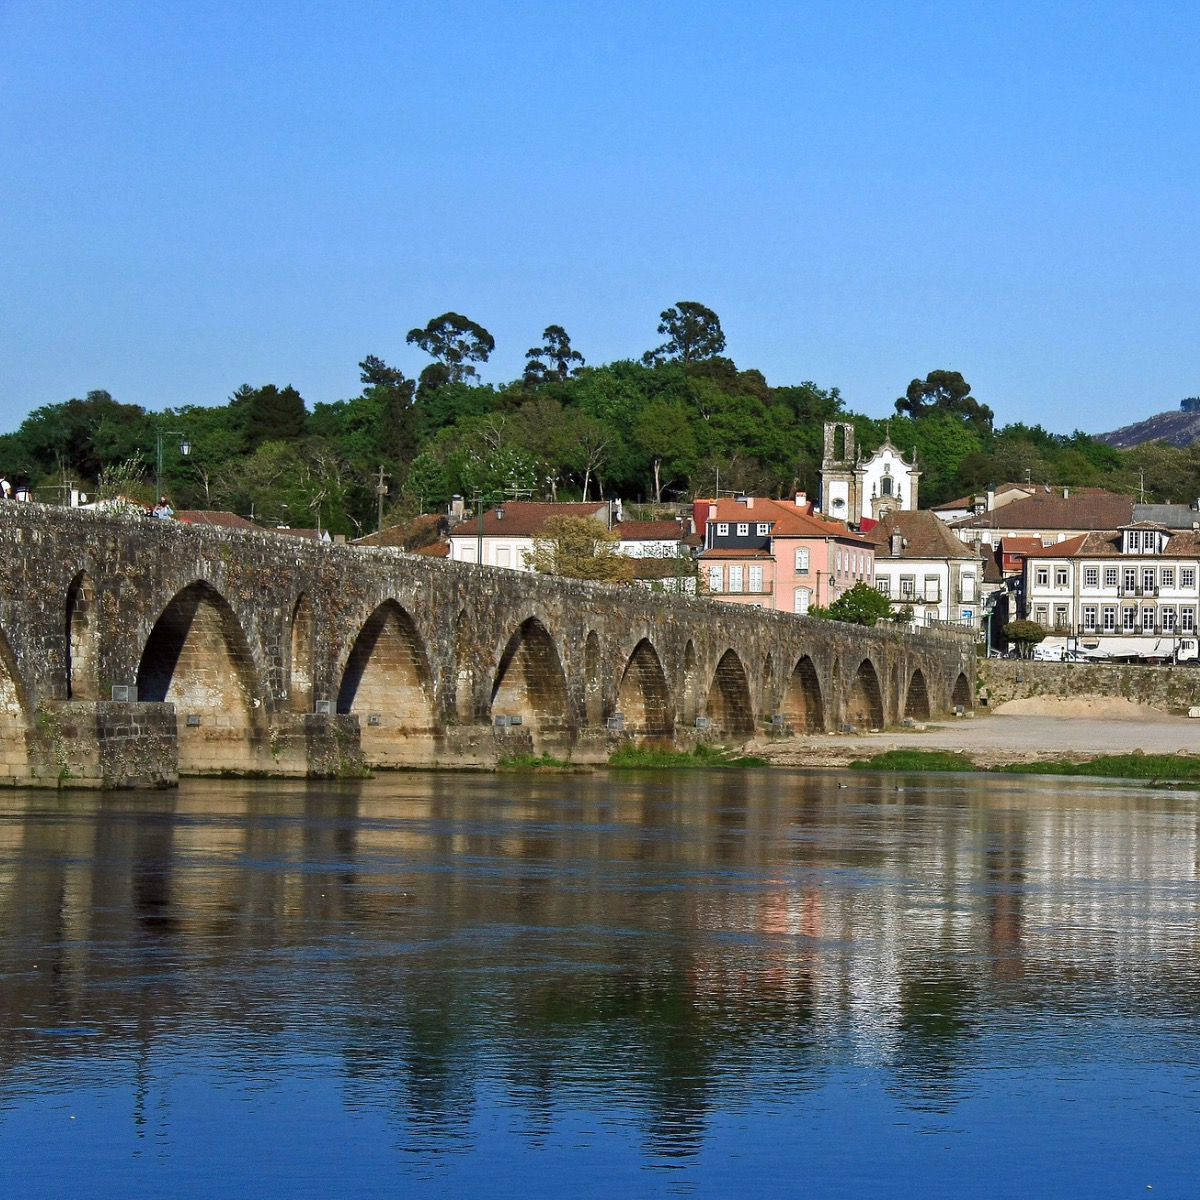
1020 522 1200 660
696 495 874 612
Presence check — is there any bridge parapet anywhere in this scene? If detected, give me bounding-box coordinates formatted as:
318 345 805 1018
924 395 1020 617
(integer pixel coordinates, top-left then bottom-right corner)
0 504 975 786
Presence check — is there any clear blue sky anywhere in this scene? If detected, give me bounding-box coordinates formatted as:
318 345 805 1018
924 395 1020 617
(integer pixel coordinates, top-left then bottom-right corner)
2 1 1198 435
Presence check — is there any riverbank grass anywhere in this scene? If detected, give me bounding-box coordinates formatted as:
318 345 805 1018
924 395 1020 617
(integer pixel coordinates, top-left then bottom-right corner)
849 749 977 772
994 753 1200 782
608 743 769 769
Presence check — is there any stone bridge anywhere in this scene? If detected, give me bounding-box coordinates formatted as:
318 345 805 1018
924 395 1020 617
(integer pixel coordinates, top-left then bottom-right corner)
0 506 975 787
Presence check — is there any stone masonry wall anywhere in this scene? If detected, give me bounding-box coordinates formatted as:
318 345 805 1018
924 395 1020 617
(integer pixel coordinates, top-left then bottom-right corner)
979 659 1200 714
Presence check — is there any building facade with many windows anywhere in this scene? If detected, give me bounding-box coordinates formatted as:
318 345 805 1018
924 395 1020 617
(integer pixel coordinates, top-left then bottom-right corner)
1022 524 1200 654
697 496 874 611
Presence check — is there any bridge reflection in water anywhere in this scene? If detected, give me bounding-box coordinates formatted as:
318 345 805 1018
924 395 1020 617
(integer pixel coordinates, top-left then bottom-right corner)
0 772 1198 1196
0 507 973 785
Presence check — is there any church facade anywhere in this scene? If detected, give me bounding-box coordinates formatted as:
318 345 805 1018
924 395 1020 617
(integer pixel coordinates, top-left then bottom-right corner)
819 421 920 527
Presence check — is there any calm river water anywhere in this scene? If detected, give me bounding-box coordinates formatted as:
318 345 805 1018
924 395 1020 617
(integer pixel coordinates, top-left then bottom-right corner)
1 769 1199 1198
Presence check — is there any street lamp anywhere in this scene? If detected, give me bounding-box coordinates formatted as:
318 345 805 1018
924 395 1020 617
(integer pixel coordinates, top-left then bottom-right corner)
155 430 191 499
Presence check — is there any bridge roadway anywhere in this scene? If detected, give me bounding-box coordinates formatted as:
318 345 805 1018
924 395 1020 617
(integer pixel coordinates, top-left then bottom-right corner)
0 505 974 787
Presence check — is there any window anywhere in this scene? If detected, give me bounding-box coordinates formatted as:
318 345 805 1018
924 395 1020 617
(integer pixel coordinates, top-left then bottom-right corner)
1102 606 1117 632
1122 606 1137 632
748 564 763 593
1036 568 1049 587
708 565 723 592
924 575 940 602
1142 607 1155 633
881 476 893 496
1127 530 1141 552
1183 568 1196 589
1082 605 1097 631
1034 605 1049 627
756 523 770 536
1161 567 1176 588
900 576 916 599
1182 607 1196 633
794 547 810 573
960 572 976 602
729 564 744 592
1124 568 1137 592
1054 605 1069 630
716 523 729 537
837 550 844 574
1142 568 1156 593
1055 568 1068 587
876 577 891 597
1104 567 1119 587
1163 607 1177 631
794 588 811 615
737 522 749 536
1084 567 1099 588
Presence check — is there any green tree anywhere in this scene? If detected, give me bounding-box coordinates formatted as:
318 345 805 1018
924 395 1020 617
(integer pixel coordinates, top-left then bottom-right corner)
524 515 633 583
523 325 585 386
825 581 895 626
642 301 726 366
634 399 696 503
895 370 993 431
406 312 495 393
1003 619 1048 657
229 384 308 451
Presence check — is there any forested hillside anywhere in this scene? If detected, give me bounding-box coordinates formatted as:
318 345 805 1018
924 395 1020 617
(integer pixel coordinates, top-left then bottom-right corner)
0 304 1185 536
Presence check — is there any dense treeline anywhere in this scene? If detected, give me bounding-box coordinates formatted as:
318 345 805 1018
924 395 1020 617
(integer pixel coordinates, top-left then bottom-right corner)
0 303 1187 535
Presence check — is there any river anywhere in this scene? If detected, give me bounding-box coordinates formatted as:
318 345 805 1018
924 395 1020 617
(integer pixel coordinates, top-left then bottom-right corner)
1 769 1198 1198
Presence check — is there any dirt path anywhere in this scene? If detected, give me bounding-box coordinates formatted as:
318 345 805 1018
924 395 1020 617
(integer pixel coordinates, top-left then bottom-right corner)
755 702 1200 769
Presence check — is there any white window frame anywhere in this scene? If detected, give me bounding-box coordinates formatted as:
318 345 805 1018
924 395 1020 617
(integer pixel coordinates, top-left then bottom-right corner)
1102 606 1117 632
1161 567 1176 588
1183 568 1196 589
1182 607 1196 633
736 522 749 536
1084 567 1099 588
728 564 744 592
748 564 763 593
708 565 723 592
716 523 729 536
756 523 770 537
1104 567 1119 587
794 547 809 573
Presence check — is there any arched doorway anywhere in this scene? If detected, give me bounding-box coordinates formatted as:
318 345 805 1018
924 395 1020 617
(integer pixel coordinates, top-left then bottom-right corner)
706 649 754 737
137 582 268 774
782 655 824 732
338 601 436 766
616 640 673 736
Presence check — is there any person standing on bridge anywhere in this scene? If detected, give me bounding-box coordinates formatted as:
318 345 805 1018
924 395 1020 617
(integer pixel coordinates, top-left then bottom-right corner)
153 495 174 520
0 476 11 500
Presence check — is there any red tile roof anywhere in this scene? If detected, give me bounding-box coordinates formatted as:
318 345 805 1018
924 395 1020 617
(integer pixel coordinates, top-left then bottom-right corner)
175 510 259 529
952 490 1132 532
615 519 687 541
863 510 977 560
449 501 609 538
700 497 865 542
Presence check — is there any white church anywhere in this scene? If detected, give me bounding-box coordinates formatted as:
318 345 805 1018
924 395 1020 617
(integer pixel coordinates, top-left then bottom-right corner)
819 421 920 527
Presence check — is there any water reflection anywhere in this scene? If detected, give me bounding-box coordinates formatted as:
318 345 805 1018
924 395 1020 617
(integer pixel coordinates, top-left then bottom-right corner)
0 770 1198 1192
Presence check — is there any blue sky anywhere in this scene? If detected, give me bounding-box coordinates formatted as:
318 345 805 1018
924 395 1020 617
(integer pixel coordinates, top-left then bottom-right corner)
2 1 1198 435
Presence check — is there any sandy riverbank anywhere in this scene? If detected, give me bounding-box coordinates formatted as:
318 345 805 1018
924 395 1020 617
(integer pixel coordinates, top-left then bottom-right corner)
754 697 1200 769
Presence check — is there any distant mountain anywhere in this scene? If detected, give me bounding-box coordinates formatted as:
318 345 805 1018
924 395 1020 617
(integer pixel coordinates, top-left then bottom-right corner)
1097 405 1200 450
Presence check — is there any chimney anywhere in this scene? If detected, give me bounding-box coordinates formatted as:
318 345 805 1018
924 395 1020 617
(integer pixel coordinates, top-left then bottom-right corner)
987 483 996 512
450 495 465 522
708 502 717 520
890 530 903 557
795 491 807 508
745 496 754 509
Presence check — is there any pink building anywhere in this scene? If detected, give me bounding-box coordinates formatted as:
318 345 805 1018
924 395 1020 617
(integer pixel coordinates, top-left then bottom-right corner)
696 496 875 613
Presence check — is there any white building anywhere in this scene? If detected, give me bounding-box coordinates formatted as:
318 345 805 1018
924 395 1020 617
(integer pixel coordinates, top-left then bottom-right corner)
447 502 609 570
863 510 981 628
819 421 920 526
1022 523 1200 657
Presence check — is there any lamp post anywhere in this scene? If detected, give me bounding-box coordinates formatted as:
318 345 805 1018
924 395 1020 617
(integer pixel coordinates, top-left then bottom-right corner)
155 430 191 500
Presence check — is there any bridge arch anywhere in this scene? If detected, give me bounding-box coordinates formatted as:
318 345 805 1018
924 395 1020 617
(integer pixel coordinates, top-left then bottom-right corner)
706 649 754 737
782 654 824 732
136 581 269 774
0 623 30 775
65 570 99 700
905 668 931 720
338 600 436 765
492 617 571 749
287 593 314 713
951 671 972 709
846 658 884 729
583 631 603 726
616 639 673 736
